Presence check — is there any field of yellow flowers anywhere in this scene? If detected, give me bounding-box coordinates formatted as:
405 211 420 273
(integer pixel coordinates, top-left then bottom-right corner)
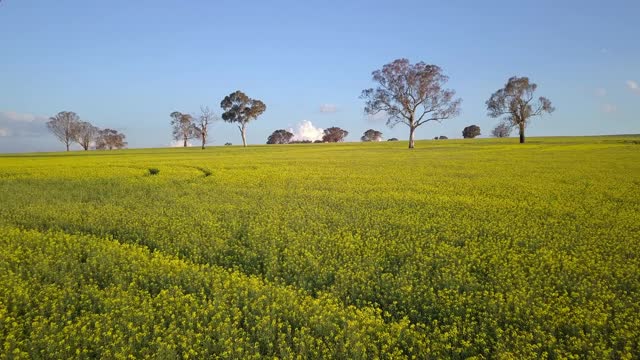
1 136 639 359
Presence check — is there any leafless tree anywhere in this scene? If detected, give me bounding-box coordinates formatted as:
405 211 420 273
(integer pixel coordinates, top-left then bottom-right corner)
170 111 198 147
361 129 383 142
73 121 99 150
361 59 462 149
95 128 127 150
47 111 80 151
220 91 266 147
491 123 512 138
486 76 555 143
194 106 217 149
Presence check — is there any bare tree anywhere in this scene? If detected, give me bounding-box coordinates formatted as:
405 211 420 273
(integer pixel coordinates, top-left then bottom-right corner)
220 91 266 147
73 121 99 150
491 123 512 138
194 106 217 149
267 129 294 144
361 129 383 142
47 111 80 151
361 59 462 149
170 111 197 147
486 76 555 143
322 127 349 142
95 129 127 150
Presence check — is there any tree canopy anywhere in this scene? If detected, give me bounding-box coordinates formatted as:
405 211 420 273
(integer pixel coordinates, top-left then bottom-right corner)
267 129 294 144
361 129 383 142
361 59 461 149
322 127 349 143
462 125 481 139
486 76 554 143
220 91 266 147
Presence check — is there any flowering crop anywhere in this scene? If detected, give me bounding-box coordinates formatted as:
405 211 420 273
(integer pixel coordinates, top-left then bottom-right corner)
0 137 639 358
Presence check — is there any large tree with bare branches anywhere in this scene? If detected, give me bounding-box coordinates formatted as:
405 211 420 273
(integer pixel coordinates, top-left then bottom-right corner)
220 91 266 147
194 106 217 149
47 111 80 151
486 76 555 144
361 59 462 149
170 111 198 147
73 121 99 150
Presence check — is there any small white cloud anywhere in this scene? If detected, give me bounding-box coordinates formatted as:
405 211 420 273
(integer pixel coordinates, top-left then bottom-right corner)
594 88 607 97
601 103 617 113
0 128 10 137
600 48 610 54
626 80 640 94
289 120 324 141
169 140 192 147
319 104 337 113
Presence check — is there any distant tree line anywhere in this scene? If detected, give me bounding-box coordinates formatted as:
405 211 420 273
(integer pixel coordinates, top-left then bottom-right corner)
47 59 554 151
46 111 126 151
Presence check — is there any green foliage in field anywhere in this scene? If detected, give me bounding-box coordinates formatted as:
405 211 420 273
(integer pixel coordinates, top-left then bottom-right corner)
1 137 639 359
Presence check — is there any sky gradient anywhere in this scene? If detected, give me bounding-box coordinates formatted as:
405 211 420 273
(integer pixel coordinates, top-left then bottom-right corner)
1 0 639 152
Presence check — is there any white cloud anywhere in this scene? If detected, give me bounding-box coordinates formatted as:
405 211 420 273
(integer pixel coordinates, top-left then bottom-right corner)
594 88 607 97
319 104 337 113
289 120 324 141
626 80 640 94
601 103 617 113
169 140 192 147
0 110 49 137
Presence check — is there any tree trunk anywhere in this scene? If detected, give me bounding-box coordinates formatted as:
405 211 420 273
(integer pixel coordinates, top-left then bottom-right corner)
519 122 525 144
183 136 187 147
66 142 70 152
241 124 247 147
201 133 206 150
408 126 416 149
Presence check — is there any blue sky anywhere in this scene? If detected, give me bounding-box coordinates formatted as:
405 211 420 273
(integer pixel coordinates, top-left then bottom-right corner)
0 0 638 152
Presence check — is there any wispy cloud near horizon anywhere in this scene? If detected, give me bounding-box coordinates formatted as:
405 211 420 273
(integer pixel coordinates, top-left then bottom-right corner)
626 80 640 94
319 104 337 113
0 111 49 137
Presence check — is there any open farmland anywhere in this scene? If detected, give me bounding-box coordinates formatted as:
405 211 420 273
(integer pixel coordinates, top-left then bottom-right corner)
1 136 639 359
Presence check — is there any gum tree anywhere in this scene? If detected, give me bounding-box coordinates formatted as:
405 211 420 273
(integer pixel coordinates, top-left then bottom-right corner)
486 76 555 144
47 111 80 151
220 91 266 147
361 59 461 149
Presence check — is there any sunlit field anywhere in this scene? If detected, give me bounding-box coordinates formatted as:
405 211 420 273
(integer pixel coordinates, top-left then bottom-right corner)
1 136 639 359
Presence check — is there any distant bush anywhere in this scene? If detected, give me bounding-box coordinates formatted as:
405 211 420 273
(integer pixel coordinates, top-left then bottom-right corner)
434 136 448 140
462 125 481 138
148 168 160 175
224 142 232 146
387 138 399 141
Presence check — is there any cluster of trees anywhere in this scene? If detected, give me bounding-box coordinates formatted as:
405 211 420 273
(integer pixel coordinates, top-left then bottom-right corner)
171 91 266 149
362 59 554 148
46 111 126 151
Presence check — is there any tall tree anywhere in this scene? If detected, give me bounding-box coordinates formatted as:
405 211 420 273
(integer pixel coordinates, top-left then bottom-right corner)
361 129 383 142
267 129 294 144
95 129 127 150
486 76 555 144
47 111 80 151
73 121 99 150
361 59 462 149
491 123 512 138
220 91 266 147
462 125 481 139
170 111 197 147
194 106 216 150
322 127 349 142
